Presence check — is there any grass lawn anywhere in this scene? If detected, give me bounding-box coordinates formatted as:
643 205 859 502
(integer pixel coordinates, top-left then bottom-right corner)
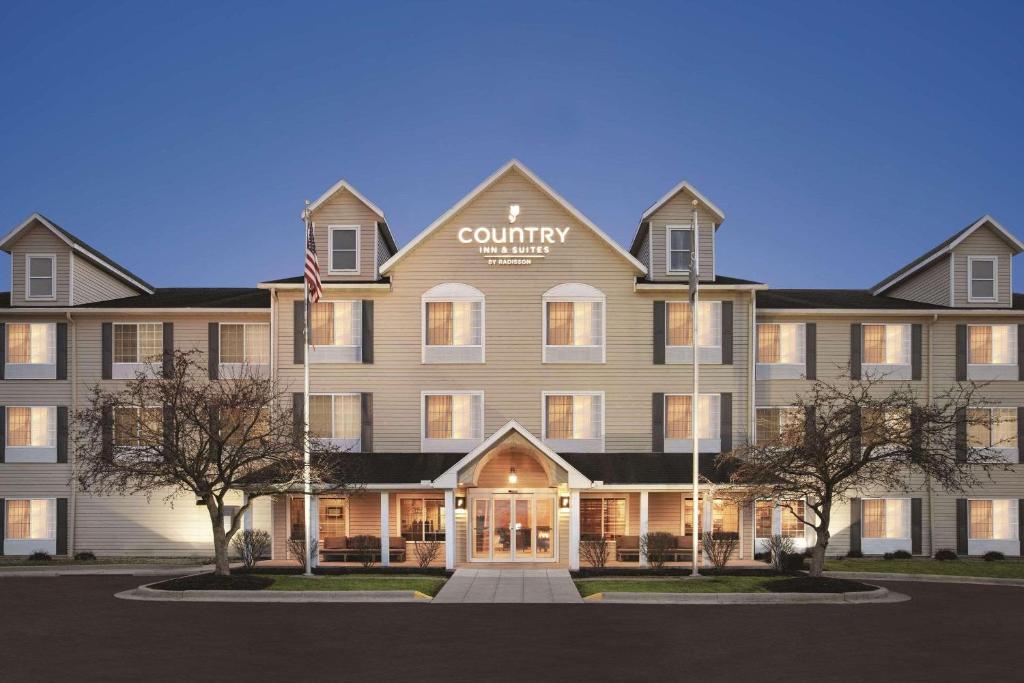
266 575 447 596
575 576 782 597
826 558 1024 579
0 556 211 567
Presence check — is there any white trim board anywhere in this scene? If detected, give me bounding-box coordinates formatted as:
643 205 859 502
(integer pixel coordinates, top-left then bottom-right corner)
304 179 386 219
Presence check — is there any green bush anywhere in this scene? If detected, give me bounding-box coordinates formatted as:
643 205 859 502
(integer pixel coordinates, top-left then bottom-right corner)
640 532 677 569
845 549 864 558
892 549 912 559
28 550 52 561
348 535 380 568
780 551 807 572
983 551 1005 562
934 549 958 561
74 551 97 561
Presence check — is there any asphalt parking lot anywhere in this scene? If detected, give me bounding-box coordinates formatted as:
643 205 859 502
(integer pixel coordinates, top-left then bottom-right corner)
1 575 1021 682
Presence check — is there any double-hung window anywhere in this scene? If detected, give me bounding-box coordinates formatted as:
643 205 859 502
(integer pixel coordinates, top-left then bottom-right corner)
4 498 56 555
967 407 1018 461
969 499 1018 541
753 500 808 545
779 500 805 539
422 283 484 363
219 323 270 375
5 406 57 462
4 322 56 379
422 392 483 452
318 498 348 540
113 406 164 448
755 323 805 379
25 254 56 300
309 393 362 451
861 323 911 379
754 500 774 538
542 283 605 363
580 497 626 540
755 407 804 447
968 257 997 302
967 324 1017 380
665 301 722 363
399 496 446 542
543 392 603 452
666 226 693 273
113 323 163 378
328 226 359 274
860 408 911 453
309 300 362 363
664 393 720 452
862 499 908 540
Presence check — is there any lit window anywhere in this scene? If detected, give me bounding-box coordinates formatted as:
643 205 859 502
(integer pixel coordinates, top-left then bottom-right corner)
219 324 270 365
665 394 719 441
860 408 911 448
26 255 56 299
862 499 908 539
6 323 55 365
113 406 163 447
967 407 1017 450
666 301 720 347
755 407 804 447
309 394 361 441
318 498 347 539
755 500 773 537
666 227 693 272
113 323 163 364
545 394 602 440
329 227 359 272
756 323 804 364
968 257 997 301
968 325 1015 365
5 499 54 540
310 301 362 347
580 498 626 539
424 393 482 441
219 407 270 444
969 499 1018 540
863 324 910 365
711 499 739 535
779 500 805 538
6 407 55 447
400 497 446 542
426 302 482 346
546 301 601 346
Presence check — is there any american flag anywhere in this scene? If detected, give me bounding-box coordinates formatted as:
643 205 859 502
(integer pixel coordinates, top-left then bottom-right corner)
304 220 323 303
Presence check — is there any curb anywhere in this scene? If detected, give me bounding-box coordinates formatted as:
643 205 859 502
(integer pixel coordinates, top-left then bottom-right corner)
0 565 213 578
584 586 909 605
824 571 1024 587
116 583 433 603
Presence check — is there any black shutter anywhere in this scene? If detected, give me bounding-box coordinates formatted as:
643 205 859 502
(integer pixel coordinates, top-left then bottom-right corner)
651 393 664 452
955 324 967 381
1018 325 1024 380
910 406 923 459
56 322 68 380
57 406 68 463
56 498 68 556
1018 407 1024 464
653 301 666 365
0 406 5 463
101 323 113 380
208 322 219 380
162 323 174 378
850 323 862 380
163 405 174 456
805 323 816 380
911 498 922 555
293 301 305 365
0 322 5 380
1019 499 1024 558
362 300 374 364
0 498 4 555
955 499 968 555
911 324 922 380
101 405 113 458
955 407 967 462
293 393 304 446
361 393 373 453
720 393 732 453
804 406 816 447
721 301 733 365
849 406 862 460
849 498 861 554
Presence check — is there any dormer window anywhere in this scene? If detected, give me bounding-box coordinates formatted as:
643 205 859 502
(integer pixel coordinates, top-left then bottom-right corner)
968 257 998 302
666 226 692 273
25 254 56 300
329 226 359 274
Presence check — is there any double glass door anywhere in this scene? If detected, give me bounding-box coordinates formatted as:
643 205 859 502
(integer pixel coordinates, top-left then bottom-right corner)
471 494 555 562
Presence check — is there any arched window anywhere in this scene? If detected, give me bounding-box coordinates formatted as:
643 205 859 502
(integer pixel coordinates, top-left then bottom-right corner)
542 283 605 363
422 283 485 364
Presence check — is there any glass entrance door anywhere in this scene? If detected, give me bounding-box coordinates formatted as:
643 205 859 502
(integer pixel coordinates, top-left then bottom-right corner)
469 494 557 562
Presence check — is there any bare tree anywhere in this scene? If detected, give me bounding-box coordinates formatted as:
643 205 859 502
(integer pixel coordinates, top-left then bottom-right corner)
73 350 361 575
580 537 611 568
720 373 1010 576
413 539 443 568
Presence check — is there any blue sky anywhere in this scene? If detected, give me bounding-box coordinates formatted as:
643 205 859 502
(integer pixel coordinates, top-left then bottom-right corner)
1 1 1022 290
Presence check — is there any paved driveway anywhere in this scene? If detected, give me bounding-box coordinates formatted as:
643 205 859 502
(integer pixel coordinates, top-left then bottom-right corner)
1 575 1022 682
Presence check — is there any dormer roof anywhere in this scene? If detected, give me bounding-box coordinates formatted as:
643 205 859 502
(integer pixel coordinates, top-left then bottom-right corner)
630 180 724 254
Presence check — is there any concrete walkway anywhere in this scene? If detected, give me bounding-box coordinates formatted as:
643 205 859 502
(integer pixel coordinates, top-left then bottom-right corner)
433 568 582 603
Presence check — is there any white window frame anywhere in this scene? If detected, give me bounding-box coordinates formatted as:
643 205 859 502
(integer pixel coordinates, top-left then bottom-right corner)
541 390 605 453
966 405 1018 459
112 322 164 379
24 254 57 301
665 225 692 274
4 406 58 463
328 225 360 275
420 390 484 453
967 256 998 303
541 283 606 364
579 495 630 538
664 393 721 453
308 392 362 452
966 324 1017 381
3 497 57 556
967 498 1020 557
754 322 806 380
218 322 270 376
3 322 57 379
396 493 447 542
860 322 912 380
860 497 912 556
665 300 722 364
753 499 812 553
421 283 486 364
308 300 363 364
112 405 163 450
754 405 804 448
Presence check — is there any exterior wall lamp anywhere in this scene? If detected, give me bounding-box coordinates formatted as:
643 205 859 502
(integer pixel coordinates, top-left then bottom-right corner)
559 495 571 509
508 467 518 485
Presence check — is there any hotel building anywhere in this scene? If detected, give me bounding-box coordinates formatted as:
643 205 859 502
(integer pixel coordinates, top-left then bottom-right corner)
1 160 1022 568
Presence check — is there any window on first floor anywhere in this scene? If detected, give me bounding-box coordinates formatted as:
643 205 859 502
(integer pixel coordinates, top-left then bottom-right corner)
544 393 602 440
220 323 270 365
5 406 55 447
580 497 626 539
969 499 1018 540
400 497 446 542
114 323 163 364
290 497 305 540
862 498 908 539
113 406 163 447
683 498 738 536
310 300 362 349
423 393 482 440
665 394 719 441
6 322 55 365
755 500 773 537
5 499 54 540
318 497 347 539
968 325 1015 365
967 407 1018 449
309 394 361 441
779 500 805 538
756 323 804 365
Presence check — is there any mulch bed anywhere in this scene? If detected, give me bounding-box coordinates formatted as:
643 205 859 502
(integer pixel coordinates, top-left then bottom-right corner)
235 566 450 576
765 576 875 593
572 567 788 578
150 573 274 591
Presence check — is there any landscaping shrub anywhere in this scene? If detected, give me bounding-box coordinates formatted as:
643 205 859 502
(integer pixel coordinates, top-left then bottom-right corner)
152 573 273 591
754 551 770 563
640 532 676 569
286 537 320 571
580 537 610 568
780 552 807 572
883 552 894 560
28 550 51 561
765 576 875 594
845 549 864 559
764 535 795 573
348 535 380 568
983 551 1006 562
892 550 912 560
934 549 958 561
701 531 739 569
231 529 272 569
413 539 443 567
74 551 97 561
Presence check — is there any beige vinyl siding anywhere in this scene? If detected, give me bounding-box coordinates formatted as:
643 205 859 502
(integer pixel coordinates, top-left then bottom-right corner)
9 224 71 306
952 226 1013 307
645 190 717 282
275 168 751 452
309 189 381 282
888 254 951 306
72 256 139 305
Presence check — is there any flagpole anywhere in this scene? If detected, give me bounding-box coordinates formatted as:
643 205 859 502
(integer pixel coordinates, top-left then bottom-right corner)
690 199 700 577
302 203 314 577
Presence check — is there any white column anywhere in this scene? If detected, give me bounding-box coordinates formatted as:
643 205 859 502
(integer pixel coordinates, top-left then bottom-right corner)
569 491 581 571
309 496 320 569
639 491 649 567
703 494 713 565
379 492 390 567
242 492 253 532
444 490 456 570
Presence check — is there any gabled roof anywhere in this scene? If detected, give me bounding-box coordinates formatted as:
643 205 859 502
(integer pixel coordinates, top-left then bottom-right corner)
380 160 647 275
0 288 268 310
304 179 386 220
0 213 154 293
871 215 1024 295
630 180 725 254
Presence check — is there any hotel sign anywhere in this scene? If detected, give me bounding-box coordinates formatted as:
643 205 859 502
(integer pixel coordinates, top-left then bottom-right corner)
457 205 571 265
